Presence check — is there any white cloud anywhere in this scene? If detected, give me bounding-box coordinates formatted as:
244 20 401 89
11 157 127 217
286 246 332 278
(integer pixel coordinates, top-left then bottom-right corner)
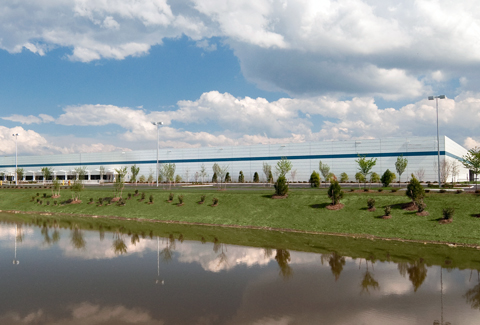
464 137 480 149
1 1 480 98
2 114 54 125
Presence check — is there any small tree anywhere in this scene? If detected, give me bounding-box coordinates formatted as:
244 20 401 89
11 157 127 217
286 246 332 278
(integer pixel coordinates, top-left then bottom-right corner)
99 166 105 184
275 157 293 178
318 161 330 188
225 172 231 183
290 169 297 182
355 155 377 189
212 172 218 183
253 172 259 183
395 155 408 185
199 163 208 183
16 168 24 182
263 162 272 184
41 167 53 184
381 169 396 187
274 175 289 196
309 171 320 188
327 181 344 205
355 172 366 188
139 175 146 183
268 170 274 184
175 174 182 183
462 147 480 191
340 172 349 183
130 164 140 184
160 163 176 189
414 168 425 182
114 166 128 198
406 174 425 206
370 172 380 184
52 178 61 197
238 171 245 183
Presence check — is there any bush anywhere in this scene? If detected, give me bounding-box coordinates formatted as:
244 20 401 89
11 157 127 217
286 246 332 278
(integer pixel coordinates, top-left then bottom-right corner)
178 195 184 204
378 188 383 192
149 195 154 203
443 207 454 220
238 171 245 183
43 193 47 198
425 189 430 193
384 206 391 216
406 174 425 204
439 189 446 193
98 198 103 205
168 193 174 201
367 198 375 209
253 172 259 183
128 193 132 199
391 189 398 193
340 172 349 183
370 172 380 183
135 189 139 195
89 198 93 203
363 188 369 192
141 192 145 200
46 201 50 206
274 175 289 196
309 171 320 188
54 200 57 206
476 190 480 194
327 181 344 205
212 172 218 183
417 201 426 212
381 169 396 187
212 197 219 205
350 188 355 192
456 189 463 194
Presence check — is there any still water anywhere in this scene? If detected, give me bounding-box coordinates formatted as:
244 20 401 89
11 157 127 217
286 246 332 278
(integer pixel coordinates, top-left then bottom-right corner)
1 215 480 325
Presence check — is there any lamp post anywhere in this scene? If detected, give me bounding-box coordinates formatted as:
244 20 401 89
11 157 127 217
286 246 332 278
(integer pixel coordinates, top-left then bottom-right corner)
12 133 18 186
428 95 446 188
152 122 163 187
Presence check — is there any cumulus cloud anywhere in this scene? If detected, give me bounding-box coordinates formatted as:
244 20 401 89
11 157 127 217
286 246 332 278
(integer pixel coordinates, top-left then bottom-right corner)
1 1 480 98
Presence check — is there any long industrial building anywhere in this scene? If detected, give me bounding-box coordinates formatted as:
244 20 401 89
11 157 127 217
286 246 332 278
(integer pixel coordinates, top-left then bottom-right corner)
0 135 472 183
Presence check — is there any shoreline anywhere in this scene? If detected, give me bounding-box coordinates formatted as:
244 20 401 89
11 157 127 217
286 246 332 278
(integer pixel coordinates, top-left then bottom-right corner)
2 208 480 250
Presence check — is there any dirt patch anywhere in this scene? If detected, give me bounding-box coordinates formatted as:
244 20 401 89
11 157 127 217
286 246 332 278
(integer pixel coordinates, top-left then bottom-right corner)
367 207 376 212
147 202 154 205
51 195 61 199
326 203 345 210
111 197 121 202
272 194 288 199
211 203 218 207
380 215 392 219
87 202 94 205
416 211 430 216
177 203 185 207
402 202 417 211
439 219 453 224
473 214 480 218
167 200 172 203
198 201 205 205
70 200 82 204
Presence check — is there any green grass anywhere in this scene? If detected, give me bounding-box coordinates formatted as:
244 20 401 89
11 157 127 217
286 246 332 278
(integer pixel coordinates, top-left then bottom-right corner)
0 186 479 245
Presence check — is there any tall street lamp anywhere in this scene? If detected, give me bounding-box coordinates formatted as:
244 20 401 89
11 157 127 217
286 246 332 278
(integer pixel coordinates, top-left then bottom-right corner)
152 122 163 187
428 95 445 188
12 133 19 186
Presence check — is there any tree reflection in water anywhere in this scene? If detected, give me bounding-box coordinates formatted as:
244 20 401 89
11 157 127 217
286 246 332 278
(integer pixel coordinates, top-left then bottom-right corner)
407 259 428 292
160 235 176 262
112 231 127 255
213 237 229 268
360 258 379 294
464 270 480 310
70 226 86 250
321 252 345 281
275 249 292 280
130 233 140 246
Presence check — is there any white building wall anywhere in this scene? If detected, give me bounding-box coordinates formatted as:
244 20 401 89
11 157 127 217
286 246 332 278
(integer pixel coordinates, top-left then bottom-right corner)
0 136 470 183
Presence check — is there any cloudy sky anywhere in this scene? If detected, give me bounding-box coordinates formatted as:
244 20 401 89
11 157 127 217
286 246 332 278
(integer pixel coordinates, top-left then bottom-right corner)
1 0 480 156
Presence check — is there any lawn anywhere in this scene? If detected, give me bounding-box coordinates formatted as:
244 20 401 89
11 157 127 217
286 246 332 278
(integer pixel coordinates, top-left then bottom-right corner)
0 185 479 245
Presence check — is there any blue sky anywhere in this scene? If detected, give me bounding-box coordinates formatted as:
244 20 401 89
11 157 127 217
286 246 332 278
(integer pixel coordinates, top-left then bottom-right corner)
1 0 479 156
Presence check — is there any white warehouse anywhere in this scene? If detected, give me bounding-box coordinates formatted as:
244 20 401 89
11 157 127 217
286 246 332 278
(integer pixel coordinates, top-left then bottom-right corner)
0 135 472 183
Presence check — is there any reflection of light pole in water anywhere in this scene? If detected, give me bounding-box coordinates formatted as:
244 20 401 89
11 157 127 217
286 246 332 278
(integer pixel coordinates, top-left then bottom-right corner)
13 224 19 265
156 236 164 285
434 267 451 325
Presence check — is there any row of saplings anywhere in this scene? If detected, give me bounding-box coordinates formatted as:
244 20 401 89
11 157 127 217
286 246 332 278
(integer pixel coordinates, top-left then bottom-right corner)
31 189 219 207
273 173 455 224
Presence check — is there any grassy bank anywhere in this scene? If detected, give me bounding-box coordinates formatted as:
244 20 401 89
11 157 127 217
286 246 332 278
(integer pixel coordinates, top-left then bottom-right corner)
0 186 479 245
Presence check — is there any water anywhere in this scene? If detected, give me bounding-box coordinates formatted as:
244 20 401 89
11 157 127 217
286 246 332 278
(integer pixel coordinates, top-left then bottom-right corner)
1 214 480 324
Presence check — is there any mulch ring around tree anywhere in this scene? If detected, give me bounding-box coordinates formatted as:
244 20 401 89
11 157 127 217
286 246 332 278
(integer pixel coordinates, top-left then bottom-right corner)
177 203 185 207
211 203 219 207
402 202 418 211
416 211 430 216
326 203 344 210
69 200 82 204
111 197 121 203
367 207 376 212
439 218 453 224
198 201 205 205
473 214 480 218
271 194 288 199
380 215 392 219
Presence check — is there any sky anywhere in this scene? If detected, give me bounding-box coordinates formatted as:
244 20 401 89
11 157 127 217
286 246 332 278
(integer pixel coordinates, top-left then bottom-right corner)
1 0 480 156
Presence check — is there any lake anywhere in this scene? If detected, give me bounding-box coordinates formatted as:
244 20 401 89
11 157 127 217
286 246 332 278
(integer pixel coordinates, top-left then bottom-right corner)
1 212 479 324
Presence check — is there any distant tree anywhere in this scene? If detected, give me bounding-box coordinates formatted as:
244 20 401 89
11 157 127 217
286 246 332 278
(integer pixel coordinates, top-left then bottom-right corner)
130 164 140 184
16 168 24 182
160 163 176 189
52 178 61 197
340 172 349 183
451 161 460 185
215 164 229 189
355 172 366 187
212 172 218 183
275 157 293 178
355 155 377 189
268 170 274 184
395 155 408 185
41 167 53 184
99 166 106 184
462 147 480 191
263 162 272 184
114 166 128 198
238 171 245 183
289 169 297 182
225 172 231 183
199 163 208 183
318 161 330 188
414 168 425 182
380 169 396 187
139 175 146 183
175 174 182 183
253 172 259 183
309 171 320 188
370 172 380 184
327 180 344 205
434 158 452 186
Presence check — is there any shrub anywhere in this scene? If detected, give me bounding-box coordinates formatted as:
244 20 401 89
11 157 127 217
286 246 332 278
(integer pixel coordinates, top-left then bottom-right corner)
200 195 206 203
168 192 174 201
370 172 380 183
384 206 391 216
309 171 320 188
274 175 289 196
378 188 383 192
381 169 396 187
225 172 231 183
391 189 398 193
367 198 375 209
141 192 145 200
238 171 245 183
327 181 344 205
456 189 463 194
406 174 425 204
43 193 47 198
178 195 184 204
47 201 50 206
149 195 154 203
39 200 43 205
135 189 139 195
54 200 57 206
363 188 369 192
212 197 219 205
425 189 430 193
253 172 259 183
417 201 426 212
89 198 93 203
443 207 454 220
98 197 103 205
36 193 39 196
128 193 132 199
31 196 35 201
175 174 182 183
476 190 480 194
340 172 349 183
439 189 446 193
350 188 355 192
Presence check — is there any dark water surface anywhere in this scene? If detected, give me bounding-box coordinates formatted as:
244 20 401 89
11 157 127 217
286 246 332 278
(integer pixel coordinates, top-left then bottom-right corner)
1 214 480 325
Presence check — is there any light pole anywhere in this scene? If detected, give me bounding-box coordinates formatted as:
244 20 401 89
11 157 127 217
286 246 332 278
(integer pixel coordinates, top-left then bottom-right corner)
428 95 445 188
12 133 18 186
152 122 163 187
